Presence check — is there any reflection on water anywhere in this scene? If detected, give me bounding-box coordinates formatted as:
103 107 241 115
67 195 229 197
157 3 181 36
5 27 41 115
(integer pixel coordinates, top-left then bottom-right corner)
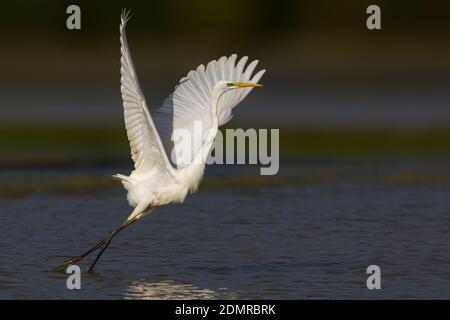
125 279 237 300
0 160 450 299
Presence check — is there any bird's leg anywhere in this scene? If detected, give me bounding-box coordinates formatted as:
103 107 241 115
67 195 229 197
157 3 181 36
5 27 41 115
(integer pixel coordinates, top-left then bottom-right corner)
54 217 139 273
54 236 110 272
87 217 138 272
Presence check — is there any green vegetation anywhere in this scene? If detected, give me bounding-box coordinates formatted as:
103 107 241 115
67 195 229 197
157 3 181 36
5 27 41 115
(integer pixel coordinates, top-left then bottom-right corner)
279 128 450 156
1 125 449 165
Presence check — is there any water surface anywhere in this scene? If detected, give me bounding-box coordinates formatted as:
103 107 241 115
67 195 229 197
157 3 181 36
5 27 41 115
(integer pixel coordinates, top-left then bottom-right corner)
0 159 449 299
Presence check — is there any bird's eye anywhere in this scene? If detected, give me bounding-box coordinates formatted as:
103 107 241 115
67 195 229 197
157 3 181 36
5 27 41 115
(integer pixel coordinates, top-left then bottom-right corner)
226 83 234 87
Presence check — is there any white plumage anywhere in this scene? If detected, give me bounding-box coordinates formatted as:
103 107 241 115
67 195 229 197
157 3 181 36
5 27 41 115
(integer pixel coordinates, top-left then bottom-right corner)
55 10 265 272
116 11 265 220
153 55 265 168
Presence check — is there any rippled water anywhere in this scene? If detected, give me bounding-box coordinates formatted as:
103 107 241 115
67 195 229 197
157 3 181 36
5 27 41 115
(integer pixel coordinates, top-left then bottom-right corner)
0 160 449 299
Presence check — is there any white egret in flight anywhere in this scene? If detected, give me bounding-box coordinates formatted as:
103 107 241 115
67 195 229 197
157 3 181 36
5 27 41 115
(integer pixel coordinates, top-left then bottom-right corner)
56 10 265 272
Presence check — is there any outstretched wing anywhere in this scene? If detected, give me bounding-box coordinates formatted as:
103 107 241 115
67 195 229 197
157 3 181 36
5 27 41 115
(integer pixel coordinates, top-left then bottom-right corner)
120 11 174 175
153 54 265 168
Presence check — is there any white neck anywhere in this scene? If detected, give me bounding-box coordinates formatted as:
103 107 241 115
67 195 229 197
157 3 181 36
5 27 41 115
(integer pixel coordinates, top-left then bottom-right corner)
180 86 223 192
191 86 225 165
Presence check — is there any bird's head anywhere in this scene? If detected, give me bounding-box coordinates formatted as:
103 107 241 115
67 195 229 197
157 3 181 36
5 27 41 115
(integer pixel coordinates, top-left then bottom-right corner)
215 80 263 92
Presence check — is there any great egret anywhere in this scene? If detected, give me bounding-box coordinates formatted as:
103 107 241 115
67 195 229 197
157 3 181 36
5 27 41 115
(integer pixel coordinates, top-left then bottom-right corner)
55 10 265 272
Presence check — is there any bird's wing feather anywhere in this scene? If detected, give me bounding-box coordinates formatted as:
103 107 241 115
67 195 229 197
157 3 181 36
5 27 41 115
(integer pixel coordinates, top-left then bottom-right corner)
153 54 265 168
120 11 175 175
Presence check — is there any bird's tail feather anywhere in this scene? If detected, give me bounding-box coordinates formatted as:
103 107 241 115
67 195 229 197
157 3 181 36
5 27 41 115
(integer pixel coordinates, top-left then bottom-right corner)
112 174 133 190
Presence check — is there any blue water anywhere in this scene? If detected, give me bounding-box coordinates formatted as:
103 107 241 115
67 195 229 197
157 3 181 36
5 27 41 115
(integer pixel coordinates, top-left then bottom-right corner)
0 160 449 299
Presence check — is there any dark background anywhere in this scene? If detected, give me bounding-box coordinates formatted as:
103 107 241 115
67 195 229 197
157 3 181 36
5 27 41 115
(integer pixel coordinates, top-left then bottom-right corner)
0 0 449 166
1 1 450 300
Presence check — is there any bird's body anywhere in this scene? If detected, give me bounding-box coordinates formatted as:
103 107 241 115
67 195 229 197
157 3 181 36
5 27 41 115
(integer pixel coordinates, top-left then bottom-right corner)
55 10 265 272
115 158 206 212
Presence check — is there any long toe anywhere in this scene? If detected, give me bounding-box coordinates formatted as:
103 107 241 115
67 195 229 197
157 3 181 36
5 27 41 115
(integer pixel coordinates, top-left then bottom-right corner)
54 256 82 272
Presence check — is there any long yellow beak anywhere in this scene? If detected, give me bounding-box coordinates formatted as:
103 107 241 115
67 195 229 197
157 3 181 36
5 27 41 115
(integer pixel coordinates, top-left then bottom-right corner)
233 82 263 88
